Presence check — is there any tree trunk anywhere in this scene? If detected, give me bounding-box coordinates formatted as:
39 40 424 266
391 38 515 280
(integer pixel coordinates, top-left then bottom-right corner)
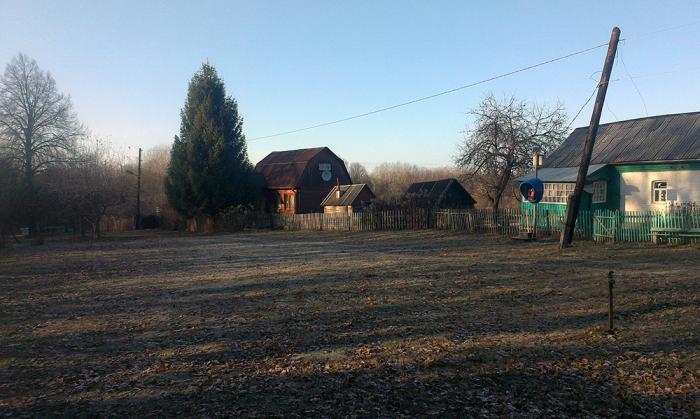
491 162 514 211
94 214 102 238
24 134 38 238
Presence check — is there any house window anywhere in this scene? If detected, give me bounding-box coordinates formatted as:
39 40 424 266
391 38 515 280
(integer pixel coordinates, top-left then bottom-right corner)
541 183 575 204
284 193 295 210
274 193 282 210
652 181 668 203
592 181 607 203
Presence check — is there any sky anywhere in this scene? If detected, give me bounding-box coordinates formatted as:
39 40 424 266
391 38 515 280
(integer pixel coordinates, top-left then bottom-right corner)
1 1 699 169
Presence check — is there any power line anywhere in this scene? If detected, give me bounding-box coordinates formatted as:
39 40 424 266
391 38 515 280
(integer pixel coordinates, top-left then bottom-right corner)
249 42 611 141
565 84 598 132
629 66 700 79
631 21 700 40
249 20 699 142
605 101 620 121
618 45 649 116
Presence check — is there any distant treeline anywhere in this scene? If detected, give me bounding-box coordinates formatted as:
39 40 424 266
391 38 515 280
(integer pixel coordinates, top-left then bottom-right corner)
1 54 566 243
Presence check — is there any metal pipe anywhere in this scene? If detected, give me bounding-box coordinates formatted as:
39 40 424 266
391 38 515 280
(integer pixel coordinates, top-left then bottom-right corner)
607 271 615 334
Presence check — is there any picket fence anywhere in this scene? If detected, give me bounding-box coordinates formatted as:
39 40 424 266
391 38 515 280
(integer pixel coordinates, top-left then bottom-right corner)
269 208 700 244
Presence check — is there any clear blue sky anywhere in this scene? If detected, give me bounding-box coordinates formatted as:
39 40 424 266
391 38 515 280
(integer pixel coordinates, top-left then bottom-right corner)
2 1 699 168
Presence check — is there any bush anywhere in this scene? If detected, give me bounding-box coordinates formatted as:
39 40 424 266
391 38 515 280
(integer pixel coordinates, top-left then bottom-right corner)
214 205 254 232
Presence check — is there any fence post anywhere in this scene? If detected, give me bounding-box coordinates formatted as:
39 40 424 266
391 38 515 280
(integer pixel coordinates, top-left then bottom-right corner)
607 271 615 334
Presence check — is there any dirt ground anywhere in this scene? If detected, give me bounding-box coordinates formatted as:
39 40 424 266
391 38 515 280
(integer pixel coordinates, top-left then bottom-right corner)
0 230 698 417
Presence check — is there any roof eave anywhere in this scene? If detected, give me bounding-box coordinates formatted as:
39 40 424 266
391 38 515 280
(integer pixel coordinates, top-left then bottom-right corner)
610 158 700 165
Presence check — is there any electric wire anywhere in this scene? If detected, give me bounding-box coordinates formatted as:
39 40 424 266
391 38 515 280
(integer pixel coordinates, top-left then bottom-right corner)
618 45 649 116
249 42 610 141
565 85 598 132
249 21 699 142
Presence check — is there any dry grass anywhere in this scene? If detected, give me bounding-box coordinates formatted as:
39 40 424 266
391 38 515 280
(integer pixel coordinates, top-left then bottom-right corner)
0 230 698 417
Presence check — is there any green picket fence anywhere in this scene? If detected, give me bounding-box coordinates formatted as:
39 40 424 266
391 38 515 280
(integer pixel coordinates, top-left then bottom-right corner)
590 209 699 243
649 209 700 244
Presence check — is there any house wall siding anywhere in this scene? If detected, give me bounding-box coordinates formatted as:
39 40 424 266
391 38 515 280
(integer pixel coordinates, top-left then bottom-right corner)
521 194 592 216
617 166 700 211
520 165 618 214
294 151 351 213
323 205 353 214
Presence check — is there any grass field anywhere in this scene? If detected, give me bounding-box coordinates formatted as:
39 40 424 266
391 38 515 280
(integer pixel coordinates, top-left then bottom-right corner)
1 230 698 417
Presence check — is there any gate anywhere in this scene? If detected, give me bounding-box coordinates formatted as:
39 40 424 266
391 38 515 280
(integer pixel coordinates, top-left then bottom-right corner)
593 210 618 242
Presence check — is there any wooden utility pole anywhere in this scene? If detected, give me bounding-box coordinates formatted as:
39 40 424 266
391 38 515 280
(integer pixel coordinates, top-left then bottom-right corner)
560 27 620 249
135 148 142 230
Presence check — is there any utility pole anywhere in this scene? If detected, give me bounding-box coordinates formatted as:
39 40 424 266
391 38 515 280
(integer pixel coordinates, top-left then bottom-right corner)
560 27 620 249
135 148 142 230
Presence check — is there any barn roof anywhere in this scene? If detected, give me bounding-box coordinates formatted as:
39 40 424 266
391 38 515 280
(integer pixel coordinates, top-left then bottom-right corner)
407 178 475 205
320 184 374 206
254 147 331 189
545 111 700 168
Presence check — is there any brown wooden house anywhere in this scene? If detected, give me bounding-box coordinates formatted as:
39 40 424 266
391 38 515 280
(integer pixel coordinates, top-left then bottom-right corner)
406 178 476 209
254 147 351 213
321 184 375 214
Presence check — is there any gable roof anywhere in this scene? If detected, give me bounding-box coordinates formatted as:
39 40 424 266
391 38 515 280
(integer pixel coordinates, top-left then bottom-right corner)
321 184 374 206
254 147 331 189
407 178 475 205
545 112 700 168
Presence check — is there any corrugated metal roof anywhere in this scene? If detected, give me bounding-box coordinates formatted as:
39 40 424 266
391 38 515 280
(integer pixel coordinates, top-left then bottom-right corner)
517 164 608 182
545 112 700 168
407 179 454 199
406 178 475 205
320 184 374 206
253 147 328 189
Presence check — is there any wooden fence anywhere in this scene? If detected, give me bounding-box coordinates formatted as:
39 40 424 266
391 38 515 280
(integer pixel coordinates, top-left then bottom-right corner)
99 217 134 233
269 208 700 244
83 208 700 244
273 208 550 237
435 209 522 235
272 209 436 232
518 208 593 240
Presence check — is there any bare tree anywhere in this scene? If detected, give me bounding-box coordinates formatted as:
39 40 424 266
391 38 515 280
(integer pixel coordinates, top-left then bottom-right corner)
455 94 567 210
0 54 83 232
139 144 179 226
48 138 130 238
346 161 374 188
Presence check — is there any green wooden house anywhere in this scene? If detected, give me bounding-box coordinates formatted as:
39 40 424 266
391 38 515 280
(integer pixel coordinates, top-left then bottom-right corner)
520 111 700 218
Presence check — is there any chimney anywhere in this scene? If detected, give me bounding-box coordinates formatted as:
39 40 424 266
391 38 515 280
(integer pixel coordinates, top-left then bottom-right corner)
336 178 341 199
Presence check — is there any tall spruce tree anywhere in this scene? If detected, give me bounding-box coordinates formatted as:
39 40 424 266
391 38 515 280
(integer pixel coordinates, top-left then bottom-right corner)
165 63 256 218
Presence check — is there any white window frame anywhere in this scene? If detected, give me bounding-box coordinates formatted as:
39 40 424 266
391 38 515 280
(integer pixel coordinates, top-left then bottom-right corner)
652 180 668 203
541 182 575 204
591 181 607 204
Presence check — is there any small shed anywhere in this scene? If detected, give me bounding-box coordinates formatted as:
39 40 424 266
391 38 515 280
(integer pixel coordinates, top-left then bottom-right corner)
406 178 476 209
321 184 375 214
